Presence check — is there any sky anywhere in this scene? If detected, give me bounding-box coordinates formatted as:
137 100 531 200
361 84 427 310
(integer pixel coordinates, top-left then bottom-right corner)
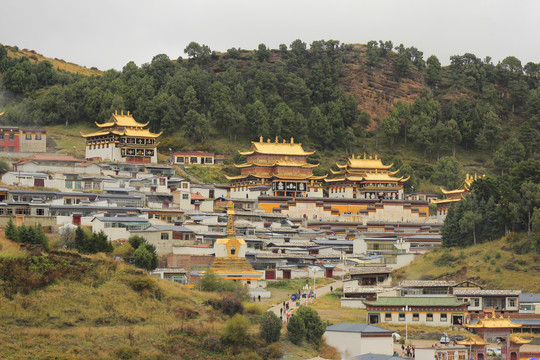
1 0 539 71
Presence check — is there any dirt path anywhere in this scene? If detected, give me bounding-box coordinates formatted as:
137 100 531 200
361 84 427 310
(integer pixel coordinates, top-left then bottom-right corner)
267 280 342 321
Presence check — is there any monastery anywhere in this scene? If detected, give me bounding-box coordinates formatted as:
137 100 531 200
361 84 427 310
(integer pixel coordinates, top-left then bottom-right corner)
326 154 409 200
81 111 161 163
227 137 326 198
433 173 484 218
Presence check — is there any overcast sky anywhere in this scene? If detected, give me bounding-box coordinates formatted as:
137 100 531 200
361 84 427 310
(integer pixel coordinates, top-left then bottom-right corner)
1 0 539 71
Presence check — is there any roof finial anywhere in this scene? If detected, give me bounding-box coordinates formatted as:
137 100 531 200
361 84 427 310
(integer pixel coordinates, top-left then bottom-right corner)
375 154 378 160
275 136 278 143
364 152 367 159
121 110 124 116
115 110 118 115
267 138 271 143
283 139 286 143
127 110 130 116
260 136 263 142
290 137 294 144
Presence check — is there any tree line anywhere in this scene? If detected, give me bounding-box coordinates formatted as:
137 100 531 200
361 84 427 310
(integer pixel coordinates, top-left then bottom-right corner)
1 40 539 161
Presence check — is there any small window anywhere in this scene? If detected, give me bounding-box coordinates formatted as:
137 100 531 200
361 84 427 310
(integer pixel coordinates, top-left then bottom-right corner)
161 233 169 240
473 298 480 307
412 313 419 321
36 208 45 216
8 146 14 152
176 157 185 164
427 313 433 322
385 313 392 321
399 313 405 321
36 133 41 140
440 313 448 322
65 181 73 189
182 194 189 200
508 298 516 307
26 133 32 140
190 157 198 164
8 134 14 141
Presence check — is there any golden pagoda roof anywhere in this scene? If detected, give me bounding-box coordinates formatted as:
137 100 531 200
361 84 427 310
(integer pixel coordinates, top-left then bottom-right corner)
465 314 522 329
336 154 393 170
225 174 272 180
81 128 162 138
234 161 318 169
508 334 532 344
456 335 490 346
432 198 462 205
440 188 467 195
95 110 149 128
325 174 408 183
238 137 315 156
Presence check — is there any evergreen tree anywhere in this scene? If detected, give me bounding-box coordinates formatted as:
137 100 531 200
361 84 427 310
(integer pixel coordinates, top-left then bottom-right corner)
287 315 306 345
5 218 16 240
259 312 282 344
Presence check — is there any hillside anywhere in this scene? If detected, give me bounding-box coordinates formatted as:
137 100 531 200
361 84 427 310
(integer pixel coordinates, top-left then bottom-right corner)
0 234 338 360
4 44 102 76
393 234 540 292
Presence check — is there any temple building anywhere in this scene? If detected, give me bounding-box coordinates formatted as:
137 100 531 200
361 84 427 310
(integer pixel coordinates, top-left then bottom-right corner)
81 110 161 163
210 201 264 287
457 313 531 360
433 173 484 218
227 137 326 198
325 154 409 200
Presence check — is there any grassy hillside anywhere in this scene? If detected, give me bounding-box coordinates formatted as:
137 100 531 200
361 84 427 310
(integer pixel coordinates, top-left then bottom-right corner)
393 234 540 292
0 235 339 359
5 45 102 76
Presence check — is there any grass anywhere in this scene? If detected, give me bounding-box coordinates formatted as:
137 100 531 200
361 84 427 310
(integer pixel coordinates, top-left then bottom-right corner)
44 124 93 157
0 233 27 260
393 235 540 292
5 45 102 76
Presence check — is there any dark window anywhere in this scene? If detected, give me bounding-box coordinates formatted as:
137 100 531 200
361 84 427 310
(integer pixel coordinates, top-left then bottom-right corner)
26 134 32 140
385 313 392 321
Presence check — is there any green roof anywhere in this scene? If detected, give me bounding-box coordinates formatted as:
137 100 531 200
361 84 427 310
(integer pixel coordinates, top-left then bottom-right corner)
364 296 467 307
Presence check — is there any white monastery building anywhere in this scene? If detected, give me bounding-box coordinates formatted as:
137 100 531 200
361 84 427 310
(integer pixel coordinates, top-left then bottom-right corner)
82 110 161 163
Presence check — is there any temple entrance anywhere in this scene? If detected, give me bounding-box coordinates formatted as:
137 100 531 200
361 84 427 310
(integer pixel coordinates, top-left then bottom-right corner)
325 268 333 278
265 269 275 280
510 352 517 360
477 353 484 360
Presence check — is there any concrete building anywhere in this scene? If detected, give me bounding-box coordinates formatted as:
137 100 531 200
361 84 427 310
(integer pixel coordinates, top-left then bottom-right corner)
19 129 47 152
324 323 394 358
171 151 215 165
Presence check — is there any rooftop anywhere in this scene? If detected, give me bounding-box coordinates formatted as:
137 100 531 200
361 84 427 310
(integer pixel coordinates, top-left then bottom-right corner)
400 280 456 288
363 296 467 307
350 266 393 275
325 323 393 334
453 289 521 296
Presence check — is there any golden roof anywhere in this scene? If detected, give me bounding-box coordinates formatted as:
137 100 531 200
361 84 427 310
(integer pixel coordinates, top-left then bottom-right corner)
95 110 149 128
508 334 532 344
235 161 318 169
81 128 161 139
465 314 522 329
432 198 462 205
325 174 408 183
238 137 315 156
225 174 272 180
456 335 490 346
337 154 393 170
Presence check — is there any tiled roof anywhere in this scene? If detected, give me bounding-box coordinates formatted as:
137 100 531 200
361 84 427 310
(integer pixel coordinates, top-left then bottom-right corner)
363 296 467 307
350 266 393 275
326 323 393 334
519 293 540 303
400 280 456 288
454 289 521 296
353 354 408 360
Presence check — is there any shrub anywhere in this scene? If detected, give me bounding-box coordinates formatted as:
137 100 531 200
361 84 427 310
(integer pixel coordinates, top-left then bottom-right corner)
287 315 305 345
199 270 249 300
295 306 326 344
222 314 249 345
112 345 140 359
264 343 284 359
123 275 162 299
495 252 501 259
237 353 262 360
495 266 501 273
202 334 223 352
259 311 282 344
483 253 491 262
244 303 264 316
434 251 458 267
221 294 244 316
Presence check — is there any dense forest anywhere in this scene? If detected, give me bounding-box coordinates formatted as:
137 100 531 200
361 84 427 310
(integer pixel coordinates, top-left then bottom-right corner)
1 40 539 182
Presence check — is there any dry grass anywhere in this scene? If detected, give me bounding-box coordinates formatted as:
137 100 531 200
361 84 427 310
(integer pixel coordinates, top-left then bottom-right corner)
44 124 93 157
0 233 27 259
5 46 102 76
393 235 540 292
311 293 367 324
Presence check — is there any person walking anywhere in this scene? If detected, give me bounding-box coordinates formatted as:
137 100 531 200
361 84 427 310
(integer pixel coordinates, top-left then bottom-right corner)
258 295 261 302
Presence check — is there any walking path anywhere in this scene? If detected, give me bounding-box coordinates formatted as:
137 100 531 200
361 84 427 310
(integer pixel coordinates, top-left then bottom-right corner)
267 279 343 320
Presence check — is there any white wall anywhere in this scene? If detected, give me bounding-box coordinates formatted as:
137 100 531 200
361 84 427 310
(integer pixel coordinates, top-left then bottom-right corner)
324 331 393 358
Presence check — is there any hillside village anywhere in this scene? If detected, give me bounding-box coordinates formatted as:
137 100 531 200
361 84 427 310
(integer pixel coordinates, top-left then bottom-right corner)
0 109 539 360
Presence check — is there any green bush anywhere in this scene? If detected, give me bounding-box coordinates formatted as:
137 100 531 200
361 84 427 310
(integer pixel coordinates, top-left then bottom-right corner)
222 314 249 345
199 270 249 300
434 251 458 267
259 311 282 344
287 315 305 345
295 306 326 344
244 303 264 316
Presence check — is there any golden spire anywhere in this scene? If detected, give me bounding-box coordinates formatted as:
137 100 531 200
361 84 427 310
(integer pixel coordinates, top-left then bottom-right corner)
226 200 235 237
275 136 279 143
290 137 294 144
260 136 263 142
